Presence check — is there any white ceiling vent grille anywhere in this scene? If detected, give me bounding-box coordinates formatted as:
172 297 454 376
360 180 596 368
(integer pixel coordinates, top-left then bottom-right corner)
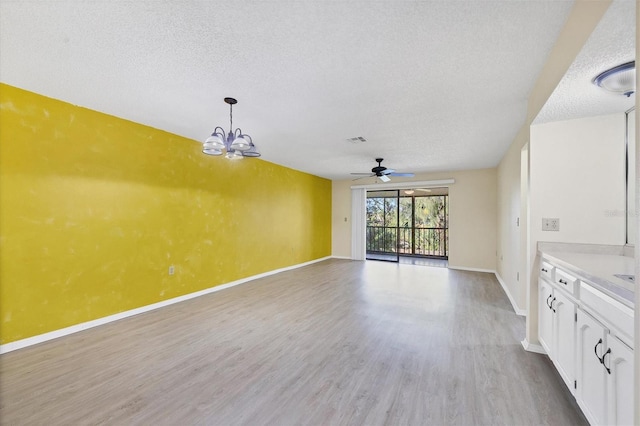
347 136 367 144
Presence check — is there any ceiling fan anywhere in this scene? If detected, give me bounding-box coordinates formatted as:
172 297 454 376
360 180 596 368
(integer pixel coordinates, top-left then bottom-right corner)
351 158 415 182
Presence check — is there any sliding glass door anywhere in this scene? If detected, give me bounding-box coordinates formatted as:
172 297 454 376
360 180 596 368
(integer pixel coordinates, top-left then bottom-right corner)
411 193 448 258
365 190 400 262
365 188 449 262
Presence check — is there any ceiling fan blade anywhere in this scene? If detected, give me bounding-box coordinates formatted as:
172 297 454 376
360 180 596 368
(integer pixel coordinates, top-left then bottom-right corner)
352 175 374 181
381 169 395 175
388 172 414 177
379 175 391 182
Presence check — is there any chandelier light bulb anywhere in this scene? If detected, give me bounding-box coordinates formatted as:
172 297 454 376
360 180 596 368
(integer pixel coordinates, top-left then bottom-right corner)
205 133 226 149
230 135 251 151
202 140 223 156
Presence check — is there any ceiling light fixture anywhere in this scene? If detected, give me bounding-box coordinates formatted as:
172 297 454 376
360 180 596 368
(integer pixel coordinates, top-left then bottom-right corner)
203 97 260 158
592 61 635 97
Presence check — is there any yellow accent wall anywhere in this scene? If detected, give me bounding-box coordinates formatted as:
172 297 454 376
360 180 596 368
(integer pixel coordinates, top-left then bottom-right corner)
0 84 332 344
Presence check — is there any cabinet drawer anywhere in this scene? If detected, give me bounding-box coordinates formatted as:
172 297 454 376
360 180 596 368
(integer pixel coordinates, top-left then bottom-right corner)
555 268 577 295
580 283 634 346
540 261 555 281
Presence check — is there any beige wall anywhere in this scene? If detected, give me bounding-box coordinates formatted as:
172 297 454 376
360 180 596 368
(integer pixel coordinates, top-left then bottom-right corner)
332 179 352 258
497 128 527 312
332 168 498 271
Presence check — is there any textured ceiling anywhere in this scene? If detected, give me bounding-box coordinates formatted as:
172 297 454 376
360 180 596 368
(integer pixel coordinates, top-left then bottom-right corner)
535 0 636 124
0 1 576 180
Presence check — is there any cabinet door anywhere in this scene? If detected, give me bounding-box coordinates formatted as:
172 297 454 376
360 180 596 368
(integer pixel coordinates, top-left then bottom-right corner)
606 336 634 426
552 290 576 394
538 279 553 355
576 309 608 426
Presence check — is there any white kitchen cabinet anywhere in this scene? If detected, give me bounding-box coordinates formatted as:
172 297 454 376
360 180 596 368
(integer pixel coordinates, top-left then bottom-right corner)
576 309 608 425
537 252 634 426
606 335 634 426
552 289 576 394
538 278 553 355
540 260 555 282
538 269 577 394
576 308 635 426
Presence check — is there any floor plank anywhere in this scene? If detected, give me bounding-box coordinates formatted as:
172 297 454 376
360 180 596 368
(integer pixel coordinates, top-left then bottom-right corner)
0 259 587 425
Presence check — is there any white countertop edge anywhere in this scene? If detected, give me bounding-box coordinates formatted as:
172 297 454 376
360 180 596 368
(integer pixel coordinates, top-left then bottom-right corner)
539 250 634 309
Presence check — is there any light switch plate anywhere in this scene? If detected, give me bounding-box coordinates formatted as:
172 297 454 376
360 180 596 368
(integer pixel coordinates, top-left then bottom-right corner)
542 218 559 231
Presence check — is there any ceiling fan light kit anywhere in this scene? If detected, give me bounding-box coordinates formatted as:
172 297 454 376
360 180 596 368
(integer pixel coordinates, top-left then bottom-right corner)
203 97 261 158
592 61 635 97
351 158 415 182
403 189 432 195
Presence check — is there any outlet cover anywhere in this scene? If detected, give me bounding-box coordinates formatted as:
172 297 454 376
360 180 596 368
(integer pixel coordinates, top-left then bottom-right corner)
542 218 559 231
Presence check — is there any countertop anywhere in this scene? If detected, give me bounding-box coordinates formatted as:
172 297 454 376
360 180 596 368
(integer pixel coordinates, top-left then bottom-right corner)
540 250 634 309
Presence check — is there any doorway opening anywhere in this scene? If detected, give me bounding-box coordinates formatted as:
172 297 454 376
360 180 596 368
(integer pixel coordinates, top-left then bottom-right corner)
365 187 449 265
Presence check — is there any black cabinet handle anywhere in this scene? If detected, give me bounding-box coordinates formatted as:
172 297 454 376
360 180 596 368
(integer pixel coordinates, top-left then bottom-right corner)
546 294 553 309
550 297 556 313
594 338 603 363
541 268 548 273
558 279 567 285
602 348 612 374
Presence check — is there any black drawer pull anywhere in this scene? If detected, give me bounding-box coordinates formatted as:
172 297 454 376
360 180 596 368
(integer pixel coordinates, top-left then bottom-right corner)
558 279 568 285
602 348 611 374
541 268 548 273
594 338 603 363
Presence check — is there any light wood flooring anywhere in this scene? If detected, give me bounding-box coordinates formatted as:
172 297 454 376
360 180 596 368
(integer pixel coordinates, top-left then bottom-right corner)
365 254 448 268
0 259 587 425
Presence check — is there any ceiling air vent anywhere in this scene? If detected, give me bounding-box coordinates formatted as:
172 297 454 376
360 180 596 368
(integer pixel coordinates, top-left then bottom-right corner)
347 136 367 144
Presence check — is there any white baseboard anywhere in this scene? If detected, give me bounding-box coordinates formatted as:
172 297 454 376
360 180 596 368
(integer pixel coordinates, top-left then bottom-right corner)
331 255 352 260
495 273 527 317
447 265 496 274
521 338 546 354
0 256 332 355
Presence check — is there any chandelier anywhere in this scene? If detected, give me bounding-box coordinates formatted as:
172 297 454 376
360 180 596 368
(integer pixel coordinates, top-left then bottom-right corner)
203 97 260 158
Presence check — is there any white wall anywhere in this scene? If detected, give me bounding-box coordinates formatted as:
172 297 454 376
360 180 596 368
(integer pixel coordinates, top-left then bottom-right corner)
530 114 626 249
332 168 498 271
